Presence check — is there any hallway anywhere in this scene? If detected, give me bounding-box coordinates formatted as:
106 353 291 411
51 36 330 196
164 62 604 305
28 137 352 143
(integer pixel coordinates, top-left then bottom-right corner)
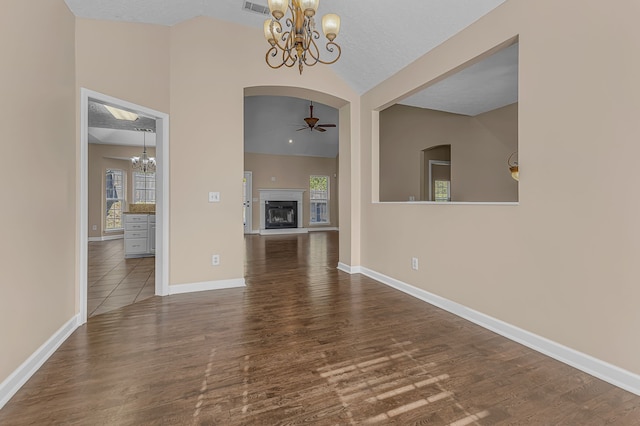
1 231 638 424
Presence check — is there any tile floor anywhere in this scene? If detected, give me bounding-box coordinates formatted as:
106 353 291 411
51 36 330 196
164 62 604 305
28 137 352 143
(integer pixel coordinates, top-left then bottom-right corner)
87 239 155 317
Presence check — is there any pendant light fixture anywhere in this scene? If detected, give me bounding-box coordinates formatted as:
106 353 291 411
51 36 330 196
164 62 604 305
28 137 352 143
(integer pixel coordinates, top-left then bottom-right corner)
131 128 156 173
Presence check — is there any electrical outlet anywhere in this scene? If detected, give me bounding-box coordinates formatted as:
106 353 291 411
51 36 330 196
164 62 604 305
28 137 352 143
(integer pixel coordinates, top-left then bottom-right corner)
411 257 419 270
211 254 220 266
208 192 220 202
92 225 97 231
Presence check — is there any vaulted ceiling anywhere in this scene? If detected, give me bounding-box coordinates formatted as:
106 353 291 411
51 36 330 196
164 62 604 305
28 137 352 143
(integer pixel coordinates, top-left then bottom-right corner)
77 0 517 154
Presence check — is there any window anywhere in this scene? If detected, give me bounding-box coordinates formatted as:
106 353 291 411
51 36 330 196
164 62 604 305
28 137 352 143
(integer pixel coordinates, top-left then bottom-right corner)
105 169 125 231
133 172 155 204
310 175 329 224
434 180 451 202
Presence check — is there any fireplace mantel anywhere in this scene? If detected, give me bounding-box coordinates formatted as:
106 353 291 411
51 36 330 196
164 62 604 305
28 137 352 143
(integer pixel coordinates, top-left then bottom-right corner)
259 189 307 234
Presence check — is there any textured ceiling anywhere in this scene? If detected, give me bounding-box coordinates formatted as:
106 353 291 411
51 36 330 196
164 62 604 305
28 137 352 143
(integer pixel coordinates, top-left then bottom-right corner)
64 0 508 97
400 43 518 116
244 96 338 158
79 1 517 151
88 100 156 146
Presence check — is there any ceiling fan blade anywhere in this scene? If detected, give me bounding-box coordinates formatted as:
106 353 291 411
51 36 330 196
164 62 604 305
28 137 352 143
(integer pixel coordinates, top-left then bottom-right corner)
317 124 336 128
296 127 308 131
316 127 326 132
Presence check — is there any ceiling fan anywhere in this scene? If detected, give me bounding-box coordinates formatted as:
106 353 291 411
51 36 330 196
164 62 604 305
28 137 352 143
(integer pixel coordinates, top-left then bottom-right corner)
297 101 336 132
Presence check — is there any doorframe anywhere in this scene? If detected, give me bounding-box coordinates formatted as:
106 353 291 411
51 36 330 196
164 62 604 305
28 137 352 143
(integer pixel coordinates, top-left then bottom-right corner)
428 160 451 201
79 88 170 324
243 171 253 234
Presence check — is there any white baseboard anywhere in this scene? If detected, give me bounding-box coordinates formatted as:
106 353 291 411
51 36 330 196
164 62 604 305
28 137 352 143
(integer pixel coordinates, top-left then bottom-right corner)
169 278 246 295
0 314 80 409
88 234 124 242
357 266 640 396
337 262 362 274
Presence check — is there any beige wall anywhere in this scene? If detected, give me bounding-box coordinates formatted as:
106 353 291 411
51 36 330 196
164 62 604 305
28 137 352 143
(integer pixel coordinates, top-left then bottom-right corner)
362 0 640 374
244 153 338 231
168 17 359 286
0 0 76 382
75 19 171 113
76 16 358 286
88 144 156 238
379 103 518 202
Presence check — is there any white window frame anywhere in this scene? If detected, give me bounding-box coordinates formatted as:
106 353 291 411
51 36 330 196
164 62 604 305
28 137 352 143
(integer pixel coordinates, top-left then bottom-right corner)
434 180 451 202
105 169 125 231
133 171 156 204
310 175 330 224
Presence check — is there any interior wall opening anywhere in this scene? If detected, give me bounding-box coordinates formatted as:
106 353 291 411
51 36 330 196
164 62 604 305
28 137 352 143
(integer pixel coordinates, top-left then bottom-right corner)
242 86 350 266
243 94 339 235
378 39 519 204
421 145 452 202
79 88 169 324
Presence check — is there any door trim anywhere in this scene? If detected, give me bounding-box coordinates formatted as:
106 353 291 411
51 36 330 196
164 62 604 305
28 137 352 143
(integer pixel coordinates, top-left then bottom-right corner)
79 88 170 324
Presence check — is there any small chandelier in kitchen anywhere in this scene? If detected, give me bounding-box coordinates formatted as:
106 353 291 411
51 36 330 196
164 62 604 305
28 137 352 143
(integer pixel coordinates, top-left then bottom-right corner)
263 0 341 74
131 128 156 173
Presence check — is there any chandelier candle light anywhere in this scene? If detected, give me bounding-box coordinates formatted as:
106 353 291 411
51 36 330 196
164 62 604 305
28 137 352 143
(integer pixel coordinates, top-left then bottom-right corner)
264 0 341 74
131 128 156 174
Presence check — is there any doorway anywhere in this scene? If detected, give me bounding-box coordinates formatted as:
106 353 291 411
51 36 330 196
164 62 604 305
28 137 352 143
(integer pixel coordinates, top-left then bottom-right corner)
79 88 169 324
428 160 451 201
243 171 253 234
421 144 451 201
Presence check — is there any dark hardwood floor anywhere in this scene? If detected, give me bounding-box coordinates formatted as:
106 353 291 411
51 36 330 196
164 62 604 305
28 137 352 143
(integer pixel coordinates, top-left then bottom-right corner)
1 231 639 424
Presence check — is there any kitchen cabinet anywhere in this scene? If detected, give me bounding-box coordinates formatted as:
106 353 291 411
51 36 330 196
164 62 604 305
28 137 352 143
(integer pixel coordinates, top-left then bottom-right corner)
124 214 155 258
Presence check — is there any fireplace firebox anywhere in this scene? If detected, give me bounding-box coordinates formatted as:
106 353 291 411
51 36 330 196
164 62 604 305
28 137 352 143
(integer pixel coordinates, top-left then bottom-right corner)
265 201 298 229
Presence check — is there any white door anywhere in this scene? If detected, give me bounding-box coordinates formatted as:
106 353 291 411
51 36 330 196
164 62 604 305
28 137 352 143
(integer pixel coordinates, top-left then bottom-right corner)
243 171 253 233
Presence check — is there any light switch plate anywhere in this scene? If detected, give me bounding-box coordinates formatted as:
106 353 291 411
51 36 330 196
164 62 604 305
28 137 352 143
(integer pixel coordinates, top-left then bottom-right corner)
208 192 220 202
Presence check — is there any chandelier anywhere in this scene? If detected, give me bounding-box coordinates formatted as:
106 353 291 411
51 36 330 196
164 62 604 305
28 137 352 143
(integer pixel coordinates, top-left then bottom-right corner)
263 0 341 74
131 128 156 173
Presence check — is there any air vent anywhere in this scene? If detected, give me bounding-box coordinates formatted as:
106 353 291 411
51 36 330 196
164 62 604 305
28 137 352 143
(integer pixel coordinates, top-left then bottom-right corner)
243 1 270 16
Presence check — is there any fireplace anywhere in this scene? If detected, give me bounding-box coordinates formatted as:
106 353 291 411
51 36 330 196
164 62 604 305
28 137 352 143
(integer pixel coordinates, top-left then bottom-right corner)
258 189 307 235
265 201 298 229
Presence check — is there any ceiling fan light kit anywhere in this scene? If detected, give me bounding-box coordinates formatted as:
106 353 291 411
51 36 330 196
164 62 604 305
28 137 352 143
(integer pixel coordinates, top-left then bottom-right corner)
264 0 341 74
298 101 336 132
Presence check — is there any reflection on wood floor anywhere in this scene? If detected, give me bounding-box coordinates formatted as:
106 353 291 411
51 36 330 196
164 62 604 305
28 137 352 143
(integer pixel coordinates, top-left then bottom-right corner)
1 231 639 424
